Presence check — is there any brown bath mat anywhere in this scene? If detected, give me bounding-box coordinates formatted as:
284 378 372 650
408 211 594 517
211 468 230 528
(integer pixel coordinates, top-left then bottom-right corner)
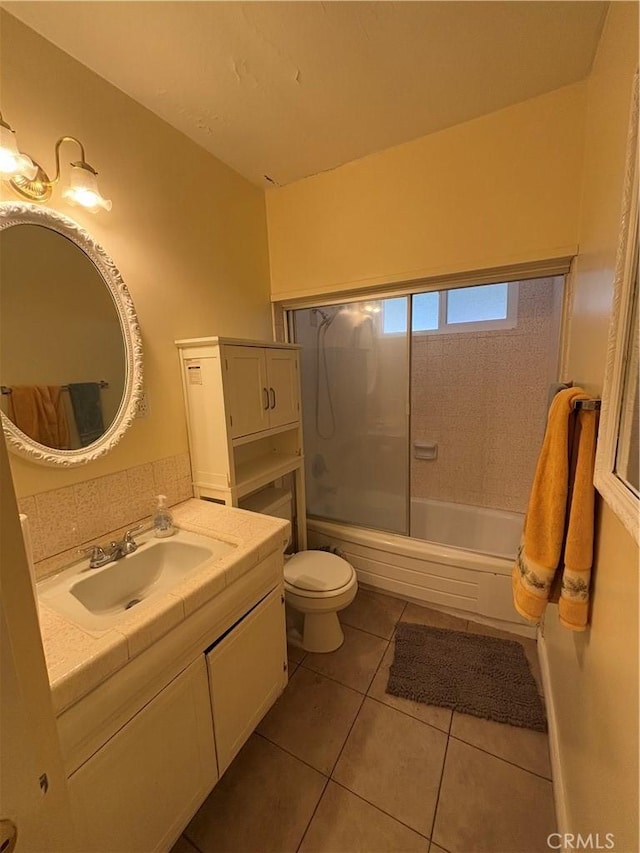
387 623 547 732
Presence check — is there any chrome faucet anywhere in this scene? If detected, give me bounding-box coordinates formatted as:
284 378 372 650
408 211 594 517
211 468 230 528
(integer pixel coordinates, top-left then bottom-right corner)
79 525 143 569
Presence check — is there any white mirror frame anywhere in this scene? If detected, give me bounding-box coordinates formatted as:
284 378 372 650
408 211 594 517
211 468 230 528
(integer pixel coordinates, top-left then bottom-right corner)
0 202 144 467
594 71 639 544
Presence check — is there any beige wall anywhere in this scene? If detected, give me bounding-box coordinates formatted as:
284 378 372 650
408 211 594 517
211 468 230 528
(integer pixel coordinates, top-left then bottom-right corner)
1 13 272 498
544 4 639 849
411 278 561 513
266 83 586 301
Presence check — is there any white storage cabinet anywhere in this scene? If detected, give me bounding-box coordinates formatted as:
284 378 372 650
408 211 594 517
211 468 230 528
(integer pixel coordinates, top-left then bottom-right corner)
175 337 307 548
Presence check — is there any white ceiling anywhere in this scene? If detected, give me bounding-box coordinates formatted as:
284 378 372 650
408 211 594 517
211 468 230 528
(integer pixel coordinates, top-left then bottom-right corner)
5 1 607 187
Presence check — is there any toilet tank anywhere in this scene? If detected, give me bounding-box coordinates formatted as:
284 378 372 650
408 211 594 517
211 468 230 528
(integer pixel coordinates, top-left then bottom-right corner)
240 487 293 546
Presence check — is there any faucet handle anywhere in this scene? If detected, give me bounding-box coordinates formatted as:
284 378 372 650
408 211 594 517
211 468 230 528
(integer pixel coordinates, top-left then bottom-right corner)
123 524 142 542
78 544 106 560
78 544 109 568
120 524 143 554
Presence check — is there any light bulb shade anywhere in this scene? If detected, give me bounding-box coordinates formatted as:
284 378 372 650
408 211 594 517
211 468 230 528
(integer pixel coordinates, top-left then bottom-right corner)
61 162 112 212
0 124 38 180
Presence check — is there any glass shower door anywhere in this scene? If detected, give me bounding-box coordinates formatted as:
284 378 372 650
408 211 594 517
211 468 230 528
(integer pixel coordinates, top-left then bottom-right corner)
291 298 410 535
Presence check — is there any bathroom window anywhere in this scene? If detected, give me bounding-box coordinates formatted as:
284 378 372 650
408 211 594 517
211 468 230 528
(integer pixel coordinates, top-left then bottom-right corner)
382 282 518 335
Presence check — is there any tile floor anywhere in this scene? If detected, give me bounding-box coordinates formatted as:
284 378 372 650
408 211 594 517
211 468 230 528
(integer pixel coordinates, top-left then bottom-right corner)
174 589 556 853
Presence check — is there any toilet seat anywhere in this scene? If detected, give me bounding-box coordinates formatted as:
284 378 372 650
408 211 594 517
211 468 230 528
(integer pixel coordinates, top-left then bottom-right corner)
284 551 355 596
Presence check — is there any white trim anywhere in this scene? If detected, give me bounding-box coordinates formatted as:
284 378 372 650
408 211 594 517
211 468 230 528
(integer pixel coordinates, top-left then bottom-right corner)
538 629 570 850
277 256 574 310
558 261 577 383
593 71 639 544
0 202 144 467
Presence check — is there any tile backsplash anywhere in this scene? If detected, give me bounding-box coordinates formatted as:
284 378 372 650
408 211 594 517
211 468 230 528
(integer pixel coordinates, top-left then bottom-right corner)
18 452 193 577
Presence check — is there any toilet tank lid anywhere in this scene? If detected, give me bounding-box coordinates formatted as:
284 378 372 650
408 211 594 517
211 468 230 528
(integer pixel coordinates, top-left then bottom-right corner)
284 550 353 592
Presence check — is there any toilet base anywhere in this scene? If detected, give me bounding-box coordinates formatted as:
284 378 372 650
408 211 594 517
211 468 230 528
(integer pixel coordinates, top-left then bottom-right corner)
302 611 345 653
284 564 357 654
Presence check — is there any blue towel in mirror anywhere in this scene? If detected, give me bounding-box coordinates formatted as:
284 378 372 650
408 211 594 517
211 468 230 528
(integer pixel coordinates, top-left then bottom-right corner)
68 382 105 447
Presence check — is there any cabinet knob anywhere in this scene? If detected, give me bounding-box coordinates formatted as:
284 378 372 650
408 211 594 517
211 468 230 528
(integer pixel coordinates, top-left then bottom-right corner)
269 388 276 409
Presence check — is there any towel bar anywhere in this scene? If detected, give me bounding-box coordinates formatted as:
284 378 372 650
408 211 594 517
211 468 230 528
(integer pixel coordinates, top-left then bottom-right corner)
1 380 109 395
573 399 601 411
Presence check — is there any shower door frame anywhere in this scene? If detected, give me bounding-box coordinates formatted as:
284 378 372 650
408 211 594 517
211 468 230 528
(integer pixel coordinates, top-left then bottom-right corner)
281 258 574 539
287 295 413 537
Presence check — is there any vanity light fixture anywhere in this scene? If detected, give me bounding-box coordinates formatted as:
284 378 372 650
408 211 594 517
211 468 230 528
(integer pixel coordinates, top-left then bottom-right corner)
2 124 111 213
0 113 37 181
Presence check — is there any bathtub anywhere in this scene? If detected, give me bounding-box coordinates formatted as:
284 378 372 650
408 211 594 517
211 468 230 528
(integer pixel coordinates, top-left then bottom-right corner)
410 497 523 559
307 498 530 629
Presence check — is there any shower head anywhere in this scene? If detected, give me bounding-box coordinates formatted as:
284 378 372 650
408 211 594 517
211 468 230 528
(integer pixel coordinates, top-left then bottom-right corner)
312 307 337 328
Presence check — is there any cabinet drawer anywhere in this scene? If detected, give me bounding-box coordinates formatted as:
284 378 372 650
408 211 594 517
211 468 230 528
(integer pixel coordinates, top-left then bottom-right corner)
68 657 217 853
207 585 287 775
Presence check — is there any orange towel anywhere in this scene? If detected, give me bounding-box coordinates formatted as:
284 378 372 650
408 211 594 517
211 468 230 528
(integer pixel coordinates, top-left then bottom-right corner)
7 385 71 449
558 409 598 630
512 387 597 631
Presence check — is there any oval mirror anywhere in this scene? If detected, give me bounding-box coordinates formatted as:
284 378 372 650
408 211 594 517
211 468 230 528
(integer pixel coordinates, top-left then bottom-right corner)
0 203 143 466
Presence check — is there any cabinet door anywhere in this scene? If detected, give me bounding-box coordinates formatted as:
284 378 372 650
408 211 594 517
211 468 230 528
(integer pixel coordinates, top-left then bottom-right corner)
207 586 287 775
68 658 217 853
224 346 270 438
266 349 300 429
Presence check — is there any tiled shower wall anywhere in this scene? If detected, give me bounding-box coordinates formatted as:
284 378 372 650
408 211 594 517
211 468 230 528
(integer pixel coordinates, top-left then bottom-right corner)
411 278 562 513
18 452 193 578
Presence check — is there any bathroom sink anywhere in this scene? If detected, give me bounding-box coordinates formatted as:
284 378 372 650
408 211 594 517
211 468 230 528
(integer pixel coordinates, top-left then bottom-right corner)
38 529 236 631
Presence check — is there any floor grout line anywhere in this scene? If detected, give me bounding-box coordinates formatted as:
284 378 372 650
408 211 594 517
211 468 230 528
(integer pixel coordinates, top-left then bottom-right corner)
363 633 392 694
295 775 331 853
328 690 368 776
339 619 398 642
427 727 450 846
295 687 368 852
253 730 331 780
329 778 432 843
365 693 451 738
362 634 392 693
296 660 373 696
447 733 553 782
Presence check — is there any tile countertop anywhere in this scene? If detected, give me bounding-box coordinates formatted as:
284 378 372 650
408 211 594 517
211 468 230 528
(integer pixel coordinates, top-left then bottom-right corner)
37 499 289 715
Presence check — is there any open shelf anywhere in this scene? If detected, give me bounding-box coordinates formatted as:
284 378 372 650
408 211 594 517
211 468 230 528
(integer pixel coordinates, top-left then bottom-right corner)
232 422 299 448
234 453 302 500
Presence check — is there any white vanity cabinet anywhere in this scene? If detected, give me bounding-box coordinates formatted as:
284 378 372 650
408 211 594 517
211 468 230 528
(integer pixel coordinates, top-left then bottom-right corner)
175 336 307 548
207 586 287 774
68 657 217 853
58 549 289 853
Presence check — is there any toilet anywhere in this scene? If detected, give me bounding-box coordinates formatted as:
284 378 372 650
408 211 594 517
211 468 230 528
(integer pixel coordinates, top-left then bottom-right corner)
284 549 357 652
240 487 358 653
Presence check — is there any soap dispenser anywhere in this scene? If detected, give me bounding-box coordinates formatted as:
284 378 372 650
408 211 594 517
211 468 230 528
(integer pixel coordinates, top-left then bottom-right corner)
153 494 175 538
